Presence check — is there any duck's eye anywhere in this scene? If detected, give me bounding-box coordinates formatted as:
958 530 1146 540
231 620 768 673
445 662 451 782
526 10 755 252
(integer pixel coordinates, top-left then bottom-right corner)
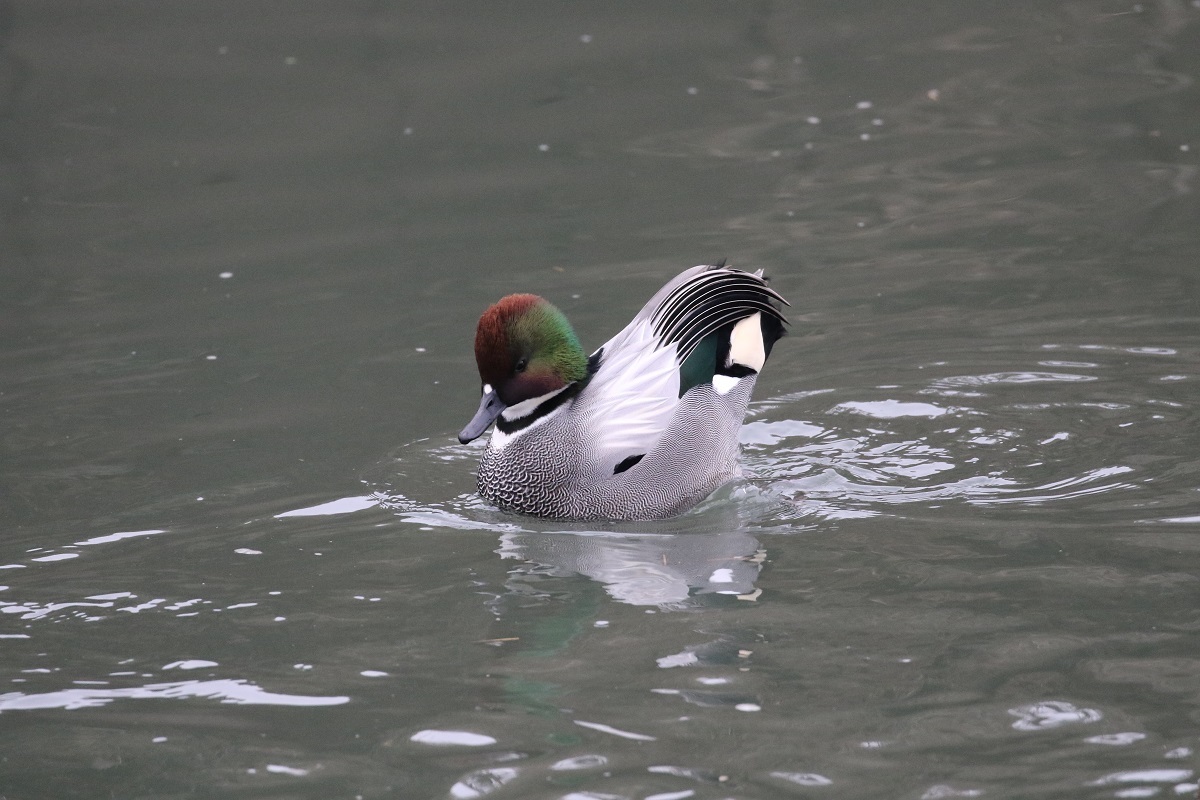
514 357 528 373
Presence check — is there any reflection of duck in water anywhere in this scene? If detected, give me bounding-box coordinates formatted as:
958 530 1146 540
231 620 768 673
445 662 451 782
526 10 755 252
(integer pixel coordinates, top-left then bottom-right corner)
459 264 788 520
499 529 765 607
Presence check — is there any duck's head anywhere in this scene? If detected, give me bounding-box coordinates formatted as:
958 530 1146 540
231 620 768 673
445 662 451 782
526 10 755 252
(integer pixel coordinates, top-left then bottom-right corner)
458 294 588 444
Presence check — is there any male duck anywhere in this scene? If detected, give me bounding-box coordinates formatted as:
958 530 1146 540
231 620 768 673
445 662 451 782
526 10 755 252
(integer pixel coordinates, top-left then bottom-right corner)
459 264 788 521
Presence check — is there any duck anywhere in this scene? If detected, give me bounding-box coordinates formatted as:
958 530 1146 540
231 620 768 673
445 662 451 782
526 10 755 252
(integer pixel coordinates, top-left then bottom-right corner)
458 263 789 521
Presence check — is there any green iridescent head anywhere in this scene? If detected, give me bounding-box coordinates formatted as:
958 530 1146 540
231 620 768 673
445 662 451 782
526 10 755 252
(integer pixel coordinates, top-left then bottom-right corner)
472 294 588 407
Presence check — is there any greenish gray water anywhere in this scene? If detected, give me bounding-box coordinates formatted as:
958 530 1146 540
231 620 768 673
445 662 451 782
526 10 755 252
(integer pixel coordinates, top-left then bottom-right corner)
2 2 1199 798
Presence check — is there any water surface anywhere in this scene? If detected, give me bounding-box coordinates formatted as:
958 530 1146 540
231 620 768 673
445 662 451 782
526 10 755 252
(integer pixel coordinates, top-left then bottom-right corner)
2 2 1199 798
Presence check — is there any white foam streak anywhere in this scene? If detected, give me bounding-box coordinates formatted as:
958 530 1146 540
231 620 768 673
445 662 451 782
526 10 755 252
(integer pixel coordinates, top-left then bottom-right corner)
574 719 657 741
275 495 378 518
410 730 497 746
75 529 167 546
0 679 349 712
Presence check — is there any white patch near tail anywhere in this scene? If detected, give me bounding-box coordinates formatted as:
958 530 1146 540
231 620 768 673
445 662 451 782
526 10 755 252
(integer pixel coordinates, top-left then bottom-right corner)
712 374 740 395
727 312 766 372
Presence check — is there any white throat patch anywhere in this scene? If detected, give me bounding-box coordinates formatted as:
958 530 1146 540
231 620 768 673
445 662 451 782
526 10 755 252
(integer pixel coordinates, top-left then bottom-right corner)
500 384 570 422
490 385 571 450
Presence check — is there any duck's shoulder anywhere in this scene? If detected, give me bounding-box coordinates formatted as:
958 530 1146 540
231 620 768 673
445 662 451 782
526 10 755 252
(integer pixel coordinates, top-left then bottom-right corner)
571 316 682 470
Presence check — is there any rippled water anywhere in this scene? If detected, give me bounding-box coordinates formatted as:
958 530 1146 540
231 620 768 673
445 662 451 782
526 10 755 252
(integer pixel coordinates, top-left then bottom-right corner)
3 2 1200 798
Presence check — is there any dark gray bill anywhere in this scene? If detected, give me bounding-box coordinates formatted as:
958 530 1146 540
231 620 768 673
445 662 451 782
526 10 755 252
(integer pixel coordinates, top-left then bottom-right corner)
458 389 506 443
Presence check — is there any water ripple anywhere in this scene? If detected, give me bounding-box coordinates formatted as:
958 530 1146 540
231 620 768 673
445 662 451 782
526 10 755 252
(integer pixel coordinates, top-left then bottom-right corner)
739 342 1195 523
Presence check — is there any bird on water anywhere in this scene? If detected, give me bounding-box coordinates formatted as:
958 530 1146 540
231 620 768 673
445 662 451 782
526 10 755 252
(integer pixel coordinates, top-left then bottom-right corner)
459 263 788 521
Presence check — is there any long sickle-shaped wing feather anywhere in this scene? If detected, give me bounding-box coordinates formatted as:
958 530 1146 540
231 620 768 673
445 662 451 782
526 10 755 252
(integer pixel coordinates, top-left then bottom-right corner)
650 267 789 365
